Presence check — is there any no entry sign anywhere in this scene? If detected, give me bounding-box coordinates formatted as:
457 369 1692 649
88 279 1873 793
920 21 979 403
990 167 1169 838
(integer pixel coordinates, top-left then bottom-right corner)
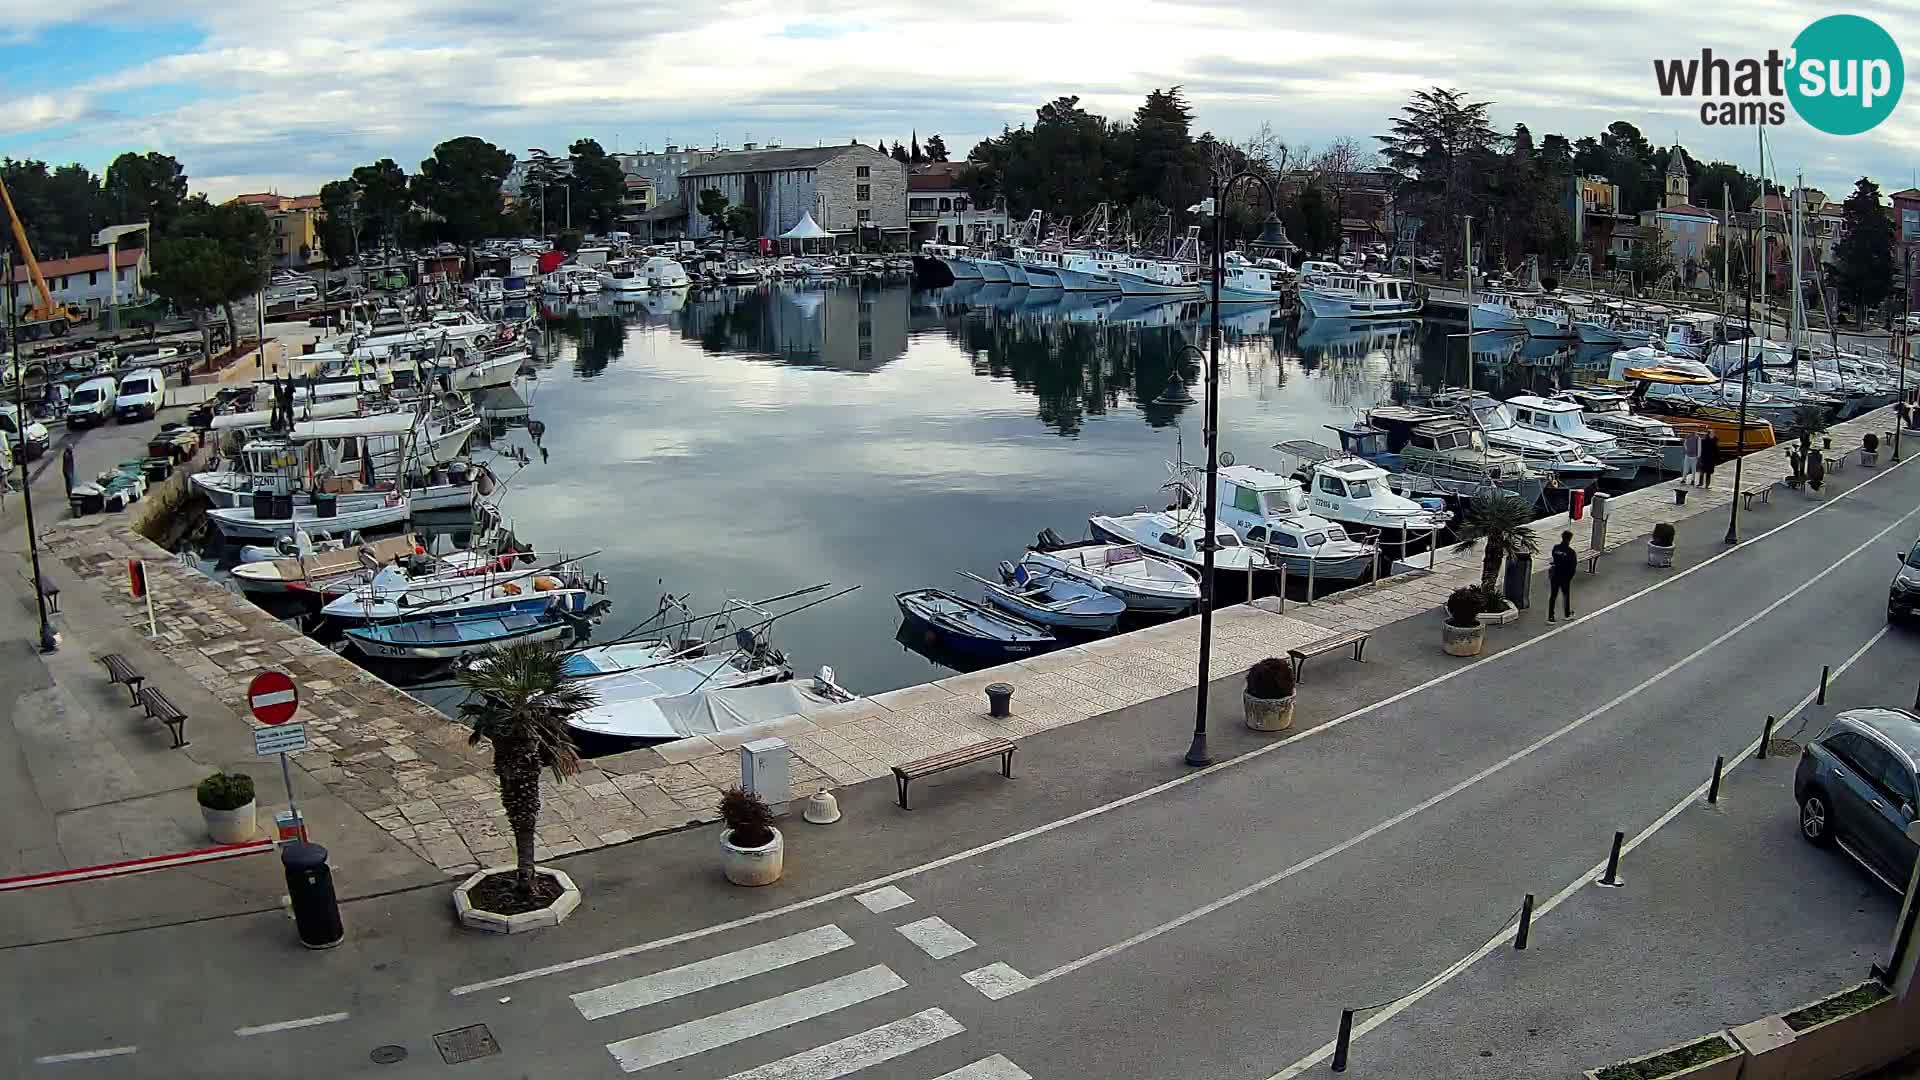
247 671 299 726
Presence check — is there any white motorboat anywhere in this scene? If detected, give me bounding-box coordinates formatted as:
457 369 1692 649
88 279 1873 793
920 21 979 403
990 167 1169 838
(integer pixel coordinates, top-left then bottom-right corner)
442 350 526 392
567 665 852 744
1111 257 1204 297
540 267 602 296
1663 312 1721 358
561 633 798 740
1505 394 1652 480
293 408 481 471
1299 271 1422 318
1345 407 1549 508
1213 253 1292 304
1271 441 1451 538
1023 532 1199 613
230 532 423 596
1187 462 1378 581
1088 510 1270 581
639 256 691 290
470 276 505 304
1431 390 1607 484
209 494 412 541
599 258 649 294
323 561 592 624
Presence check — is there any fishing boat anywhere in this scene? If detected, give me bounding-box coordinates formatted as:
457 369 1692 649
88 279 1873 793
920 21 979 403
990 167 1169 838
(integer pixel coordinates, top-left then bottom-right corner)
895 589 1057 660
568 672 855 745
968 563 1127 632
975 256 1012 283
322 561 595 624
1336 409 1548 508
1213 253 1293 304
599 258 649 294
1012 247 1064 289
344 610 572 661
1430 390 1607 486
1504 394 1654 480
1023 531 1200 614
209 493 412 541
1298 271 1421 318
1112 256 1204 298
230 532 422 595
1183 462 1378 581
1662 313 1721 359
1552 387 1687 472
924 242 982 281
1087 510 1270 583
1270 441 1451 539
1052 251 1124 292
1522 298 1580 340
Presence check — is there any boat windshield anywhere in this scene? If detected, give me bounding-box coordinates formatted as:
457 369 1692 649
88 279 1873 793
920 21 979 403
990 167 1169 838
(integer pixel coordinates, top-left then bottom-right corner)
1215 532 1240 548
1345 478 1375 498
1263 488 1306 514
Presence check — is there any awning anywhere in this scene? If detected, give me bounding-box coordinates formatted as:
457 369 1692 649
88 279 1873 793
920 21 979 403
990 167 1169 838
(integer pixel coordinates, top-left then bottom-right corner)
779 212 832 240
291 412 418 440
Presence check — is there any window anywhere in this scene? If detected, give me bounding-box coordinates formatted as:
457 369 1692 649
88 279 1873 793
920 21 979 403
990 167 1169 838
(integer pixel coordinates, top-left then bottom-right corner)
1157 532 1187 550
857 209 871 222
1232 485 1262 513
1245 527 1266 543
1318 476 1346 497
1215 533 1240 548
857 185 870 202
89 271 98 286
1874 749 1919 809
1346 478 1374 498
856 165 870 178
939 198 951 212
1304 532 1327 547
1268 531 1298 548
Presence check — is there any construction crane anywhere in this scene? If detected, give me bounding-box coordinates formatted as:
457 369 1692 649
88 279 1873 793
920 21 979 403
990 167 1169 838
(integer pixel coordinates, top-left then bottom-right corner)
0 172 87 341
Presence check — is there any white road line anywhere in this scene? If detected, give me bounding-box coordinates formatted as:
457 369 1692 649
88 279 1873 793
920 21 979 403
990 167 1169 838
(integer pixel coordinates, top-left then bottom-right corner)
604 964 905 1074
1264 622 1894 1079
717 1008 963 1080
573 925 854 1021
854 886 915 913
1010 499 1920 996
34 1047 137 1064
234 1012 350 1037
895 916 977 959
961 962 1031 1000
934 1055 1036 1080
448 452 1913 999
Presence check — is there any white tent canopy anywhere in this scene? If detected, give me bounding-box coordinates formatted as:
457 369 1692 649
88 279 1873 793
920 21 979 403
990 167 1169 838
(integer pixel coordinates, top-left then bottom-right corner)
779 212 832 240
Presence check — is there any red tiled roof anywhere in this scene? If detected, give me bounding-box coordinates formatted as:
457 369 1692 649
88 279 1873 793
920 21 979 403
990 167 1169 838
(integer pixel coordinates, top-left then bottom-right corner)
229 193 282 206
908 174 961 192
1653 203 1717 219
284 195 322 211
1891 188 1920 201
12 248 145 279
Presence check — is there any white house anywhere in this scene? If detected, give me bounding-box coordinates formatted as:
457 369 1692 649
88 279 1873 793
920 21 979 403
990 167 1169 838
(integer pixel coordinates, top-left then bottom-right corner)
7 247 151 318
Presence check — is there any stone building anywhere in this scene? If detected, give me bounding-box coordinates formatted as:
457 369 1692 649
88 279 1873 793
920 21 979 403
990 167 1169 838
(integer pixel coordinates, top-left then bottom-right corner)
678 144 907 243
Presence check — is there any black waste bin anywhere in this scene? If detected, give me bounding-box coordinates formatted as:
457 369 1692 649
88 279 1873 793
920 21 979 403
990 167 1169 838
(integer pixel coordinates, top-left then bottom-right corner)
271 492 295 521
1502 552 1533 611
313 491 338 519
282 841 344 949
252 488 274 518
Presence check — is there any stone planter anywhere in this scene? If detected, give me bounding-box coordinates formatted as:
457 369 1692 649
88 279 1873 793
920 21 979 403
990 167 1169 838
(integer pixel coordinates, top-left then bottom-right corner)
453 866 582 934
1648 541 1674 568
201 799 257 844
1244 691 1295 732
1861 449 1879 468
721 826 784 887
1442 621 1484 657
1581 1032 1742 1080
1734 981 1905 1080
1477 602 1518 626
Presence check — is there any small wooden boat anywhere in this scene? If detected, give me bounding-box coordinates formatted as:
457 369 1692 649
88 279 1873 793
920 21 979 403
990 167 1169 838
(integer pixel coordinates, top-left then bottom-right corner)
1024 532 1199 613
344 610 571 661
895 589 1056 660
969 563 1126 632
230 533 421 595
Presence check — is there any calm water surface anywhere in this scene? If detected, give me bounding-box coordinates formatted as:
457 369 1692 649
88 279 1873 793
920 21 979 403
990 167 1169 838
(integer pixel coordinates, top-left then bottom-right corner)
487 282 1604 696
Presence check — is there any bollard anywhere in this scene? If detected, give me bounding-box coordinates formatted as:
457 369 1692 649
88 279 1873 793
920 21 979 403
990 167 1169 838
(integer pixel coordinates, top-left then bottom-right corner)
1674 487 1688 507
1429 525 1439 570
1818 664 1830 705
1308 552 1317 605
1759 715 1775 759
1330 1008 1355 1072
1514 893 1535 950
1278 562 1286 613
1597 830 1625 887
985 682 1014 719
1707 756 1725 804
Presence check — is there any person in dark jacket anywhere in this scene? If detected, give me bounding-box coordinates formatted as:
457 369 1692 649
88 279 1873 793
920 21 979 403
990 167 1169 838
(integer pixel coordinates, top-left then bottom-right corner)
1698 432 1721 488
1548 529 1577 621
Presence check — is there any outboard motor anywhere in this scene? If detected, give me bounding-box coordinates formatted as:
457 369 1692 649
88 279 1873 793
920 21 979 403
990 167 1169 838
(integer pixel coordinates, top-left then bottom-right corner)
1034 527 1068 551
997 560 1018 584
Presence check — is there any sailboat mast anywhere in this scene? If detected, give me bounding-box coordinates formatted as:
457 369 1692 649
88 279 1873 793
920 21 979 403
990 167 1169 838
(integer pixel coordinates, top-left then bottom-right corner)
1756 127 1769 341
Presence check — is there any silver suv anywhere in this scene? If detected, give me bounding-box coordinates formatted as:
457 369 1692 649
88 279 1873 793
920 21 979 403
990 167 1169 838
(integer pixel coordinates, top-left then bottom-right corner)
1795 708 1920 889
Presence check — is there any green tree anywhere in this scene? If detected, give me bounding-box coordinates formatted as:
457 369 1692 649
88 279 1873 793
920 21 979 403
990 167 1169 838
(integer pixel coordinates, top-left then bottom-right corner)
1830 177 1894 325
567 138 626 233
146 201 271 354
910 132 923 163
723 204 756 240
317 180 360 266
456 642 599 902
521 149 567 234
697 188 730 236
1452 493 1537 597
1286 183 1339 257
350 158 411 249
924 134 949 163
1132 86 1201 219
411 137 515 256
1625 238 1677 290
103 151 188 233
1 158 107 259
555 229 583 253
890 141 911 164
1377 87 1501 271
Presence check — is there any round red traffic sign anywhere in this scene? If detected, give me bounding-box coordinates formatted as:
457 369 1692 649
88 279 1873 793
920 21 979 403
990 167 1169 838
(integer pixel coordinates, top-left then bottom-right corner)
247 671 299 725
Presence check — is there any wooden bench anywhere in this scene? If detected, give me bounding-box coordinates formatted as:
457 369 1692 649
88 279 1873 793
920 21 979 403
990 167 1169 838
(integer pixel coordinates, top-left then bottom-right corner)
1287 629 1371 679
1584 548 1607 574
1741 483 1774 511
893 738 1015 809
99 653 145 705
136 686 190 749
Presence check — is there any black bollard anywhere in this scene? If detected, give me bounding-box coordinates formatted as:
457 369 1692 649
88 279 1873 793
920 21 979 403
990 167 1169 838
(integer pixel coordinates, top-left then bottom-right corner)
1759 715 1775 759
1707 756 1725 804
1331 1009 1355 1072
1818 665 1830 705
1514 893 1535 950
1597 831 1625 887
282 841 344 949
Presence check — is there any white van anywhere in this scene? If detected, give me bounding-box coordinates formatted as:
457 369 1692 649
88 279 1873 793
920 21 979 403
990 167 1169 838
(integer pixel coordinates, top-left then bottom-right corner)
114 367 166 423
68 375 119 428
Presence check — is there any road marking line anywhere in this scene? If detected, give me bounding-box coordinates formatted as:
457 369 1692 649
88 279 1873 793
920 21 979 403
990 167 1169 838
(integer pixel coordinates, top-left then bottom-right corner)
854 886 914 913
604 964 905 1074
573 925 854 1021
716 1007 963 1080
34 1047 137 1064
934 1055 1035 1080
961 962 1031 1000
1264 622 1893 1079
896 916 977 959
1010 499 1920 996
449 451 1912 999
234 1012 350 1037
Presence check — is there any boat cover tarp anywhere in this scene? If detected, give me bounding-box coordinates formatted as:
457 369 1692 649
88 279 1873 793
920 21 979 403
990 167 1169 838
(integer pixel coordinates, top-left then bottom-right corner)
575 678 847 740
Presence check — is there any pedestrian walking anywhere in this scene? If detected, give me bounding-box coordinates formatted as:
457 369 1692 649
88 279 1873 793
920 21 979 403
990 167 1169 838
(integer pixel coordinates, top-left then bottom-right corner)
1548 529 1577 622
60 444 75 495
1699 432 1720 489
1682 430 1702 483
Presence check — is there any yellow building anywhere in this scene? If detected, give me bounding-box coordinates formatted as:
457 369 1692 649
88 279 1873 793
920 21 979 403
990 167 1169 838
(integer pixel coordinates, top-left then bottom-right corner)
1636 146 1719 285
228 192 326 269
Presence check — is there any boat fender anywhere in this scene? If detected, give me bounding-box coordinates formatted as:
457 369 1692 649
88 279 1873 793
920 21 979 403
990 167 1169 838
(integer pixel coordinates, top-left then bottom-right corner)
533 576 561 592
501 582 522 595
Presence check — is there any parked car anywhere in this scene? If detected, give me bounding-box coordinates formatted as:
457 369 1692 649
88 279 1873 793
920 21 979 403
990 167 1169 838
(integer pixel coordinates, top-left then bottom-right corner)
1795 707 1920 889
0 402 50 460
1890 540 1920 620
67 375 119 428
114 367 166 422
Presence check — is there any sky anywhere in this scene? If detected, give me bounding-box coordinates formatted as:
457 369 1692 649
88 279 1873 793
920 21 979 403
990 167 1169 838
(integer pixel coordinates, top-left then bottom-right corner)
1 0 1916 205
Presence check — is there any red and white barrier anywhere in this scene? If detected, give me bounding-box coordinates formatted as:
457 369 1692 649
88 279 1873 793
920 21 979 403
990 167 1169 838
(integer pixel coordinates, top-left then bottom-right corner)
0 839 277 893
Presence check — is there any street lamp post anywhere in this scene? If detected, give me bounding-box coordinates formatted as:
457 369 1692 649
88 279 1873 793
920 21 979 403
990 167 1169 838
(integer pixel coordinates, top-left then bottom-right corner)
1187 168 1284 768
1898 249 1911 464
1726 225 1756 545
4 246 58 652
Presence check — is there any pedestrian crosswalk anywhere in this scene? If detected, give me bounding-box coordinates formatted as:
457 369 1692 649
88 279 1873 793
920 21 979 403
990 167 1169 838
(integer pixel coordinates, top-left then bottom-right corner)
571 905 1035 1078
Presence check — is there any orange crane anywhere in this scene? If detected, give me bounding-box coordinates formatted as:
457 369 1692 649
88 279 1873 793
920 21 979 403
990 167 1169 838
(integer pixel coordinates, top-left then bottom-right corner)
0 172 87 340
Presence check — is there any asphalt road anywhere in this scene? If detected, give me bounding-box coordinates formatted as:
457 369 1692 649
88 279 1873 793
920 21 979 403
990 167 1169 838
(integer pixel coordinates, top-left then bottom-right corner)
7 448 1920 1079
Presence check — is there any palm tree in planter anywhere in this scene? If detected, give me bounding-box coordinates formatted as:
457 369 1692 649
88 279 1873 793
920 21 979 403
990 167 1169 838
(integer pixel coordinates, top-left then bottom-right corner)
1451 494 1537 620
454 641 600 923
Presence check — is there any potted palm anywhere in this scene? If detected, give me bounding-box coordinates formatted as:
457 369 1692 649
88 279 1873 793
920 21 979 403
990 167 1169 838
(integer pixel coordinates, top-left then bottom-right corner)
719 786 784 886
450 641 599 933
1443 587 1487 656
197 771 257 843
1451 494 1535 623
1243 657 1296 732
1648 522 1676 567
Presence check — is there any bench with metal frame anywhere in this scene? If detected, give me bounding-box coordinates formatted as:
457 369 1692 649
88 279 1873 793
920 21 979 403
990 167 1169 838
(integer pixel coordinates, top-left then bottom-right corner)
1741 482 1775 511
1287 629 1371 680
893 738 1015 809
99 653 145 705
136 686 190 749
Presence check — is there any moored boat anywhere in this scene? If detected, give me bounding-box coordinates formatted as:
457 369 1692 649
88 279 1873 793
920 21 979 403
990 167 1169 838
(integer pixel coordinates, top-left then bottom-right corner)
895 589 1057 660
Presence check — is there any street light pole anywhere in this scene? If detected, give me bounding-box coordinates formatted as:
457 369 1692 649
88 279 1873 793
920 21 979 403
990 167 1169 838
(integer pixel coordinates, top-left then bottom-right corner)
4 245 58 651
1899 249 1911 464
1726 226 1755 546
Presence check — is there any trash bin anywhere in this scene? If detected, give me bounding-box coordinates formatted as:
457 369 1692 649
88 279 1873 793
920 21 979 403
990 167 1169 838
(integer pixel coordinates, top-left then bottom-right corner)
281 841 344 949
313 491 338 519
1502 552 1533 610
271 492 295 520
252 488 274 518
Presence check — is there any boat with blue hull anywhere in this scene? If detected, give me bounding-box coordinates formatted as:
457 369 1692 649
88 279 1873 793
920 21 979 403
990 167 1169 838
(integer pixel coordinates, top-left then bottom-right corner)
344 610 573 661
969 563 1127 633
896 589 1057 660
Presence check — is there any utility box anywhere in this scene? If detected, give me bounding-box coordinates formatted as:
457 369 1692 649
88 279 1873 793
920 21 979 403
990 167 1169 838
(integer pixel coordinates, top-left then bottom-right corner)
741 738 791 814
1590 493 1610 554
1503 552 1533 610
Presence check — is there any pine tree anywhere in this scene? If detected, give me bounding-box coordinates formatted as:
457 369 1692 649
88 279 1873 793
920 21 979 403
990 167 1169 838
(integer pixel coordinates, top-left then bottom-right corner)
1832 177 1894 325
890 141 911 164
910 132 923 163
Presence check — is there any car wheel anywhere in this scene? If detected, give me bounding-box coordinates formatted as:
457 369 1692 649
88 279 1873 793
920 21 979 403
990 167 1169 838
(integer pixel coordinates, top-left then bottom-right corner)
1800 790 1834 847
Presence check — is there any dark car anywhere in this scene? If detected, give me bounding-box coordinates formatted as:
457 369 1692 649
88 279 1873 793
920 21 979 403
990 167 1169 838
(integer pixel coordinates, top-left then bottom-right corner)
1891 541 1920 620
1795 708 1920 889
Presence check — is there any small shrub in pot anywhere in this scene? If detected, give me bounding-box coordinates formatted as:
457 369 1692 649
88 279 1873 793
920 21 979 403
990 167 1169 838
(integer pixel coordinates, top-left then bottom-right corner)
1652 522 1675 545
720 786 775 848
1648 521 1677 568
1865 432 1880 453
1445 587 1485 628
718 786 784 886
196 771 254 811
1245 658 1296 700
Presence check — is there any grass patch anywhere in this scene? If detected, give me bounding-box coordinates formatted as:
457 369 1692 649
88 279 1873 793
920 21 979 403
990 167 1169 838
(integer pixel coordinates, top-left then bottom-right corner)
1783 981 1889 1031
1594 1034 1736 1080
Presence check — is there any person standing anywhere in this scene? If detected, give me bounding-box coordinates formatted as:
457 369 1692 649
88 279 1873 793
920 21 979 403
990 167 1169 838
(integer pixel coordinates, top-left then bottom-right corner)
60 444 75 495
1548 529 1577 622
1682 430 1702 483
1699 431 1720 489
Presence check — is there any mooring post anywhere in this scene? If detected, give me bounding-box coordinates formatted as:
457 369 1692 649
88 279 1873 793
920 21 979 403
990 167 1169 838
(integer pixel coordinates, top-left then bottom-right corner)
1597 830 1625 887
1759 715 1775 759
1707 755 1725 804
1818 664 1831 705
1331 1008 1355 1072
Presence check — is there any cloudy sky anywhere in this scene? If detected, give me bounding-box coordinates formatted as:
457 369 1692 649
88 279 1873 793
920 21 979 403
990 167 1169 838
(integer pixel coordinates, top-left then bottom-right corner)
1 0 1915 203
